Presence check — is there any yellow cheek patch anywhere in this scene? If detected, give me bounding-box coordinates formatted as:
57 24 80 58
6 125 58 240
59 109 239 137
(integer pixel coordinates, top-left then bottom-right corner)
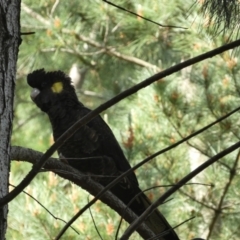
51 82 63 93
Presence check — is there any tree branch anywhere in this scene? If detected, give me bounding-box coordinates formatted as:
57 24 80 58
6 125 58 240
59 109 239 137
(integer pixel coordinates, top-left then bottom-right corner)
103 0 187 29
10 146 155 239
68 29 161 70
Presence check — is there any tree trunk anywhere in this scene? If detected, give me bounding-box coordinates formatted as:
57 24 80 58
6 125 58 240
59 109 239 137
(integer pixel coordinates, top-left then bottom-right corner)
0 0 21 239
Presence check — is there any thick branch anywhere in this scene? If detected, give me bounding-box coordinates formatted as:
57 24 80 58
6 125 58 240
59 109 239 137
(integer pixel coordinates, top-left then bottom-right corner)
10 146 154 239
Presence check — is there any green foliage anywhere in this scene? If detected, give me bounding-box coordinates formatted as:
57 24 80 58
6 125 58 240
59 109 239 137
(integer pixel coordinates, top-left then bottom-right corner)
9 0 240 239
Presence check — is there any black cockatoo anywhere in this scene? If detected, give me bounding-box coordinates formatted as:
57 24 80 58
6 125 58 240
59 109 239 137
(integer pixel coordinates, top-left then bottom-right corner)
27 69 179 240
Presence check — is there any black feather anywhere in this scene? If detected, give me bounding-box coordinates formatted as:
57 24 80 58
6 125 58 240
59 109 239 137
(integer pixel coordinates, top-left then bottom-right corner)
27 69 179 240
27 69 72 90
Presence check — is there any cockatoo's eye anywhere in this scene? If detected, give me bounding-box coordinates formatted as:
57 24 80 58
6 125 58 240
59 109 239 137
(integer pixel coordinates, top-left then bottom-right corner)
41 82 48 88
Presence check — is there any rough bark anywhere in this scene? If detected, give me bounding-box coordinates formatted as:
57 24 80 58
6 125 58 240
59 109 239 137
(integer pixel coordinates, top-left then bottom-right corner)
0 0 21 239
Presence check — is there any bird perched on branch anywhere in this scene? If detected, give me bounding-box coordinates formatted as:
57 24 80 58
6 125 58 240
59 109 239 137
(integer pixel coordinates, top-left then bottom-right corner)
27 69 179 240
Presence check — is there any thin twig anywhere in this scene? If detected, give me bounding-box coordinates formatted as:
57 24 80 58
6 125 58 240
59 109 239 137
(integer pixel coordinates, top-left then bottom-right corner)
103 0 187 29
21 3 50 25
179 189 216 211
88 195 103 240
9 183 79 234
207 148 240 239
148 216 196 240
20 32 35 35
68 30 161 70
50 0 60 16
